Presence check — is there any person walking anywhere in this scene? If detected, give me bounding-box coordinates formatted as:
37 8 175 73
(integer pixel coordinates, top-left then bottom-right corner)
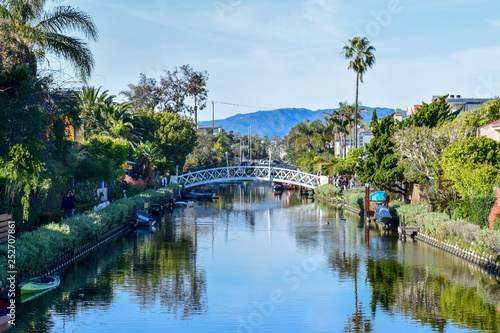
61 189 76 219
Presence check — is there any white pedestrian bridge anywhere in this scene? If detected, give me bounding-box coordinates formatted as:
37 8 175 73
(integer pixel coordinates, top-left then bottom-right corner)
170 166 329 189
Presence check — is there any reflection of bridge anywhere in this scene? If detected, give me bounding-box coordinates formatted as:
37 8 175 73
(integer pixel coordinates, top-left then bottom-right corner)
170 166 328 189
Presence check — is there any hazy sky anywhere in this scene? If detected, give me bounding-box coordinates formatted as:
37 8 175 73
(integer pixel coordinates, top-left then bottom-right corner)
52 0 500 121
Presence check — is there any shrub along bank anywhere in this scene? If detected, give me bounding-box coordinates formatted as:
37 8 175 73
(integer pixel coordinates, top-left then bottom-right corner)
0 188 175 281
317 185 500 261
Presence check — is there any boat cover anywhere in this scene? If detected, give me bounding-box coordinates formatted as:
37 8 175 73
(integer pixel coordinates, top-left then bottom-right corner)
369 191 386 201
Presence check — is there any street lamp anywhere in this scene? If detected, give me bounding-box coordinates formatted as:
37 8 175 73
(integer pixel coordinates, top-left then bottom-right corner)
225 151 229 167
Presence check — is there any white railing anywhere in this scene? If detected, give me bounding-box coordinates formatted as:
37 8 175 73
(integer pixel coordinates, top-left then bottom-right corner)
170 166 329 189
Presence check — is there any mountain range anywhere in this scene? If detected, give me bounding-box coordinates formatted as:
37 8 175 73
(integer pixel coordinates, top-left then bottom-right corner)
198 107 397 138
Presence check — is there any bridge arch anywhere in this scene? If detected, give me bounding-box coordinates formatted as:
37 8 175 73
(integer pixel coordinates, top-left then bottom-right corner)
170 166 329 189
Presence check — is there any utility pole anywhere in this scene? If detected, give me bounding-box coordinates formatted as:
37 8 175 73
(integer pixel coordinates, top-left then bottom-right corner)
249 125 252 161
212 101 215 127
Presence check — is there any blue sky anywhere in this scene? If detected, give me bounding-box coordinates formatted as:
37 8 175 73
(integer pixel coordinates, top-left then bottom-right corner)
53 0 500 121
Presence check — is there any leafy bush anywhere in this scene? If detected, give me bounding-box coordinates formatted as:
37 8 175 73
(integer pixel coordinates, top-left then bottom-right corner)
317 184 341 198
474 229 500 254
108 185 125 200
418 212 451 235
7 189 166 280
343 187 365 211
389 201 427 225
434 187 458 212
468 193 496 228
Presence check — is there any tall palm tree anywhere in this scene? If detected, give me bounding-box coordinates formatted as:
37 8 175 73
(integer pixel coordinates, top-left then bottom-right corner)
342 37 375 148
0 0 99 80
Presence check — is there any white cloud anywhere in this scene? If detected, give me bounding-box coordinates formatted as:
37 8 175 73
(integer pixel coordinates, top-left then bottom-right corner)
487 19 500 28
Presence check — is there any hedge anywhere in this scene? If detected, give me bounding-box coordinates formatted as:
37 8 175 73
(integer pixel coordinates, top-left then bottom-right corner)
0 189 169 281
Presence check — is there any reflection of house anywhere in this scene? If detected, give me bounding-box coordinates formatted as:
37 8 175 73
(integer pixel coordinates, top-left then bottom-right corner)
477 119 500 141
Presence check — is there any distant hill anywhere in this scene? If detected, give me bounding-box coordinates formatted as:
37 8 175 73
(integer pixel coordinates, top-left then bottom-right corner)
198 107 397 138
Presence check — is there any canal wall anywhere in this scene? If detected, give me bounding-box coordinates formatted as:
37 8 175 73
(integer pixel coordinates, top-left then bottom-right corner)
415 233 500 278
314 192 500 279
0 221 131 295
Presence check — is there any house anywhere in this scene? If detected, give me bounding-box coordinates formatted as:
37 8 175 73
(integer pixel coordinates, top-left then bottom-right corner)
406 105 421 117
358 128 374 147
442 95 491 113
477 119 500 141
393 109 406 122
197 126 223 134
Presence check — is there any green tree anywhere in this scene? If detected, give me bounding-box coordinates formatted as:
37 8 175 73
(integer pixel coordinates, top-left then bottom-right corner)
285 119 329 167
76 86 112 139
357 110 407 196
342 36 376 148
0 0 99 80
454 98 500 133
441 136 500 197
147 111 197 174
403 95 457 128
123 65 209 119
0 144 45 223
75 135 129 182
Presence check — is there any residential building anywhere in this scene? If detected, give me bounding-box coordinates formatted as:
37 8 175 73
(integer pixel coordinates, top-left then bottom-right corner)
406 105 421 117
393 108 406 122
477 119 500 142
197 126 223 134
358 128 374 147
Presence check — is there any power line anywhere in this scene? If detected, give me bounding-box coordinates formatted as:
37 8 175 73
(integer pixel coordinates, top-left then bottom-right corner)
212 101 275 110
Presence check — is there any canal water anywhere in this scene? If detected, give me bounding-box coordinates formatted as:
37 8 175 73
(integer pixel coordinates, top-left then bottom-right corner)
12 182 500 332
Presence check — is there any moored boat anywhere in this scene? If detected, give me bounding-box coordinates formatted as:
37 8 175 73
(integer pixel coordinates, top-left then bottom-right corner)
19 275 60 295
375 205 392 224
137 214 156 227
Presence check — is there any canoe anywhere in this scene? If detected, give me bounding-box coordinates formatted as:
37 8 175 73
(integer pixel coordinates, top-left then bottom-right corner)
369 191 387 201
19 275 60 294
375 205 392 224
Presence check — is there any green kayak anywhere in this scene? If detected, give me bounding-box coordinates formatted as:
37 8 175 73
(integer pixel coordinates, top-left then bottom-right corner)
19 275 60 294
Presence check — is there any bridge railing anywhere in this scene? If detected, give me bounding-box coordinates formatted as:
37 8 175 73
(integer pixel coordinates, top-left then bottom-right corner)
170 166 328 189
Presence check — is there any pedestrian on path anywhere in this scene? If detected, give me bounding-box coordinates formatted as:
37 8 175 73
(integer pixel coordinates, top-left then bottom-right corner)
61 189 76 219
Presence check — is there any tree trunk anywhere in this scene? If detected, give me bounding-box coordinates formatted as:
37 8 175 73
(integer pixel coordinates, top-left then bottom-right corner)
354 72 359 148
194 94 198 127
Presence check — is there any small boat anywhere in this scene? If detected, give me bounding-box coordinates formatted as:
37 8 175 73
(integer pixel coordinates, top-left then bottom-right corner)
19 275 60 296
176 201 194 208
273 182 284 191
284 184 296 190
137 214 155 227
375 205 392 224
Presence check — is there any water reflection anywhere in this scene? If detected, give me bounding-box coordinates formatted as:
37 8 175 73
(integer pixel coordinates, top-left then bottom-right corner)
10 182 500 332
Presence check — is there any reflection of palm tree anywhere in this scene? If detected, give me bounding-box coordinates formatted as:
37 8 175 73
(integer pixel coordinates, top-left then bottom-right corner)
326 215 372 332
344 253 373 333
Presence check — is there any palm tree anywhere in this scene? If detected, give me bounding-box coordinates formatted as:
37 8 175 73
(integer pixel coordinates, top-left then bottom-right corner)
102 101 135 139
324 104 350 159
0 0 99 80
342 37 375 148
133 141 160 182
76 86 112 139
